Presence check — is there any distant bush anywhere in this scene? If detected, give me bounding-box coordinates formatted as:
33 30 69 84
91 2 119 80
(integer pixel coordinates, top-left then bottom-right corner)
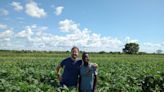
99 51 106 54
138 52 147 55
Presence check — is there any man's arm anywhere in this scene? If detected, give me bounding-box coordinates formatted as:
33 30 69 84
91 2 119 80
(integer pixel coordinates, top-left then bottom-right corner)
93 75 97 92
92 65 98 92
78 76 81 92
55 65 62 81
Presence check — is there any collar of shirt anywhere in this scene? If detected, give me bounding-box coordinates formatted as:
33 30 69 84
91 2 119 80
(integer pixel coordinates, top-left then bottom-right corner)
70 56 79 62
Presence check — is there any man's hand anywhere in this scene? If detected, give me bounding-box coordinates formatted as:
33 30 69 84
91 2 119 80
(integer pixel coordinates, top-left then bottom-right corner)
57 73 62 81
93 63 98 68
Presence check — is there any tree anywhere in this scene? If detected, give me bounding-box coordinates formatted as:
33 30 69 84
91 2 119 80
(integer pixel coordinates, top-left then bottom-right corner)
123 43 139 54
156 49 162 54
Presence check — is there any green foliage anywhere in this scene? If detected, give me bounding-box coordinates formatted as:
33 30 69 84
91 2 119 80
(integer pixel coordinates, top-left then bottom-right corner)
98 51 106 54
123 43 139 54
0 51 164 92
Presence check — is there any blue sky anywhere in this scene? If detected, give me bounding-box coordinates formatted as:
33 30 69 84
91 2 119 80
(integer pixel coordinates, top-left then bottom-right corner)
0 0 164 53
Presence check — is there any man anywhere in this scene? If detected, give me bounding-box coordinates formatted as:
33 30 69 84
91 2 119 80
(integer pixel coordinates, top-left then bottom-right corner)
56 46 82 87
79 52 98 92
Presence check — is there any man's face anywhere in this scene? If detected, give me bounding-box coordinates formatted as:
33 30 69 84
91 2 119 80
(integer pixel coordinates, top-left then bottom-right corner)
71 48 79 59
82 54 89 63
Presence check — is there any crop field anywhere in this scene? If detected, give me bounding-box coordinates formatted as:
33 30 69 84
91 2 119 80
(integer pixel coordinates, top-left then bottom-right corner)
0 51 164 92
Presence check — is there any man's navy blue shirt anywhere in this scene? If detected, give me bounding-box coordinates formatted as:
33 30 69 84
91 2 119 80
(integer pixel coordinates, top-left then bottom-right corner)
60 57 82 87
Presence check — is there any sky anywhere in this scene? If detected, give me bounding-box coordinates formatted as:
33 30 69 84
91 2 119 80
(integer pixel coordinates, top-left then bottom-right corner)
0 0 164 53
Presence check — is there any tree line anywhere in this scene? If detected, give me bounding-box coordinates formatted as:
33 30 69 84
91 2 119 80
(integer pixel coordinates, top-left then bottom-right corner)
0 43 163 54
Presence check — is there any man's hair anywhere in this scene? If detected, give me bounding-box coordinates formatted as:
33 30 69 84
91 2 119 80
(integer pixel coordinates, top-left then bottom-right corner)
82 52 88 57
71 46 79 52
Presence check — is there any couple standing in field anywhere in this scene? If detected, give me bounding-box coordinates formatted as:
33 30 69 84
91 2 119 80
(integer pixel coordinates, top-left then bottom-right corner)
56 46 98 92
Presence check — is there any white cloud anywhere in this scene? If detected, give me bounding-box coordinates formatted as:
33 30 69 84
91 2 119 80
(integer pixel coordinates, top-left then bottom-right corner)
0 20 123 51
0 23 8 30
55 6 64 16
25 1 46 18
140 42 164 53
16 26 33 39
0 9 9 16
59 19 80 33
29 24 48 32
0 20 163 53
0 23 14 41
31 24 37 28
58 19 123 51
11 1 23 11
0 30 14 39
124 36 139 43
0 30 14 50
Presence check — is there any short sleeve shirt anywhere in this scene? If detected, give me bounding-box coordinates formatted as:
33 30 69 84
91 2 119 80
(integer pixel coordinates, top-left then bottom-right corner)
80 63 98 91
60 57 82 87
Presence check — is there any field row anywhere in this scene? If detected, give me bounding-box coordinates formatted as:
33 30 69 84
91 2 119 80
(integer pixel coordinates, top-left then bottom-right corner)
0 53 164 91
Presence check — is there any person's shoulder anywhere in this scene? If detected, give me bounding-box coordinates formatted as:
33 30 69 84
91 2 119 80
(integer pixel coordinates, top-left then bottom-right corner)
62 57 71 62
76 59 82 64
77 59 82 62
63 57 71 61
